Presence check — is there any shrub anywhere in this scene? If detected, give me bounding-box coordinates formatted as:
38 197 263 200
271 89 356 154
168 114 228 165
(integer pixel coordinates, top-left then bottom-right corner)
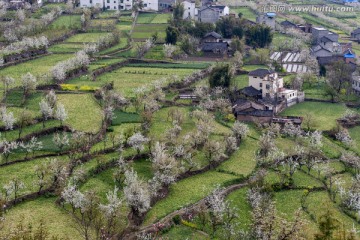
172 215 181 225
181 219 199 229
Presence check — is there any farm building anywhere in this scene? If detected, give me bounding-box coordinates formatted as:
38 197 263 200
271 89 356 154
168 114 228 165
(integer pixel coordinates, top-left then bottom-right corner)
311 27 339 45
270 51 308 73
201 31 223 43
351 28 360 41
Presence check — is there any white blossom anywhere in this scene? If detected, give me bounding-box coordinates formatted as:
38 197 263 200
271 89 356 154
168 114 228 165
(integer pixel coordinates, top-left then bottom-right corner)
124 169 151 215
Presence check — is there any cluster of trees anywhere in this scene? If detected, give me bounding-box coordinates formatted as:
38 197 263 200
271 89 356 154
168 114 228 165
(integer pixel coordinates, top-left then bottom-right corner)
135 38 154 59
2 7 62 42
257 122 324 185
52 50 90 82
0 36 49 64
324 60 354 101
0 136 43 164
39 89 68 127
164 3 272 58
84 30 120 55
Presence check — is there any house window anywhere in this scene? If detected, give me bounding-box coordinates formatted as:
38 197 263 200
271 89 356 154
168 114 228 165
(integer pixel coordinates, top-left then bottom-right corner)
107 0 109 3
90 0 92 3
266 84 270 90
114 1 116 3
266 93 270 98
114 6 116 9
259 83 262 88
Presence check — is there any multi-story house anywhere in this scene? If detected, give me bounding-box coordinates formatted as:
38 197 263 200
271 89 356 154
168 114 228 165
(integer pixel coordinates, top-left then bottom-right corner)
311 27 339 45
197 4 229 23
182 0 196 19
120 0 133 10
142 0 158 11
80 0 121 10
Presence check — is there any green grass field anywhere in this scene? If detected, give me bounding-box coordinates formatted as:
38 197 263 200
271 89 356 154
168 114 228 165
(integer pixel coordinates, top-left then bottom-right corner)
68 66 195 97
65 32 106 43
3 197 81 239
280 102 349 130
0 54 73 87
49 15 82 30
132 24 167 42
230 6 256 21
57 93 102 133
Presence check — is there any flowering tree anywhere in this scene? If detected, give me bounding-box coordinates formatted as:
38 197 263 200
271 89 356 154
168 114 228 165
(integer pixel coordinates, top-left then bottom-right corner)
150 142 180 189
163 44 177 58
204 140 226 167
282 122 303 138
113 156 128 188
34 162 51 193
128 132 149 155
99 187 123 238
53 132 69 152
0 140 19 163
3 178 25 201
21 72 37 102
336 129 353 146
1 76 15 101
17 110 33 138
225 134 238 155
232 121 249 144
0 107 16 133
45 89 57 108
55 103 67 126
52 50 90 83
258 133 276 159
20 136 43 159
39 99 53 128
123 169 151 216
136 38 154 59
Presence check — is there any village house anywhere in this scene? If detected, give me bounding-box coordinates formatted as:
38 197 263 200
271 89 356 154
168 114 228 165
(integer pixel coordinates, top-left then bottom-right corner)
181 0 197 19
233 69 304 124
201 31 222 43
351 28 360 41
312 27 339 45
352 73 360 95
280 20 298 30
279 20 312 33
159 0 175 11
200 31 229 56
142 0 159 11
119 0 133 10
80 0 121 10
248 68 302 107
197 4 229 23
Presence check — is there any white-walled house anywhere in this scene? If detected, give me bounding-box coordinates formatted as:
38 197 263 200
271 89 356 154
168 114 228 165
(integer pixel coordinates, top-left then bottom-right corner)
209 4 229 17
142 0 158 11
120 0 133 10
352 74 360 95
80 0 121 10
248 69 300 104
182 0 196 20
248 69 284 99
